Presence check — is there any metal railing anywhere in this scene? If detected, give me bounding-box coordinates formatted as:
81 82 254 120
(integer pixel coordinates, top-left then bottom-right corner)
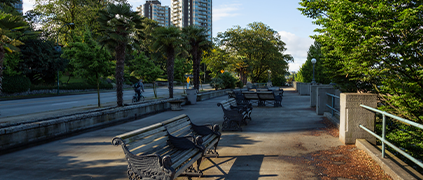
325 93 340 117
359 104 423 169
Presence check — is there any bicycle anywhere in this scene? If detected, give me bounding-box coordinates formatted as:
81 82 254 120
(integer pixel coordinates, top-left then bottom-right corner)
132 92 145 103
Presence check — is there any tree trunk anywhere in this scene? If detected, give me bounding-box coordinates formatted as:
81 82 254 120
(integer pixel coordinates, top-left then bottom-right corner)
167 48 175 98
96 74 101 107
195 51 202 90
115 43 126 106
192 46 200 90
0 47 4 95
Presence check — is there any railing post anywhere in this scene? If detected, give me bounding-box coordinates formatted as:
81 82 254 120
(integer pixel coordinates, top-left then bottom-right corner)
382 114 386 158
339 93 377 145
316 87 335 115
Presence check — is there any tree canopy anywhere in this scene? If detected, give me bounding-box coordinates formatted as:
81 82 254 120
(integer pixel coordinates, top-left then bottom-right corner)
216 22 293 85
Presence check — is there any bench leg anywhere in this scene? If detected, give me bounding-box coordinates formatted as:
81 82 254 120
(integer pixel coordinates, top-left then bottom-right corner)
222 119 242 131
258 100 266 107
181 164 203 177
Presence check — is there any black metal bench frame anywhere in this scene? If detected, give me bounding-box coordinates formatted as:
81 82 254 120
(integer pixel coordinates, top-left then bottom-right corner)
112 114 221 180
217 98 250 131
256 91 283 107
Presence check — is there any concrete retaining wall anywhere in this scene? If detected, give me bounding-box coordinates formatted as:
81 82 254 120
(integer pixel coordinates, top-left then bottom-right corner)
293 81 297 90
0 90 227 151
310 84 332 107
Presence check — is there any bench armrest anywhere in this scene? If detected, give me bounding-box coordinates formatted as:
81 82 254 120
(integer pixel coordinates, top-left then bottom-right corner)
112 137 175 179
191 123 221 137
167 130 205 151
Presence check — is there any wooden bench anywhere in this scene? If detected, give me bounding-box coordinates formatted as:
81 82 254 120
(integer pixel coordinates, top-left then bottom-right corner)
217 98 250 131
112 114 221 180
242 91 259 104
257 91 283 107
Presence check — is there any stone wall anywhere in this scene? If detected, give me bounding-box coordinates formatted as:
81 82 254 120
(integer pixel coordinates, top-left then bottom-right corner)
0 89 227 152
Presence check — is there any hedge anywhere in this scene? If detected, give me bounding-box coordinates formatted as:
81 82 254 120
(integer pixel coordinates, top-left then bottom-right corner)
3 76 31 93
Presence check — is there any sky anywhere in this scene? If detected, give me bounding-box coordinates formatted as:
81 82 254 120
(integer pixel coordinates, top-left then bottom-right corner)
22 0 319 72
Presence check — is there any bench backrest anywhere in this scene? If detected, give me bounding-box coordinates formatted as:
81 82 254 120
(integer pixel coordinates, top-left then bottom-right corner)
113 114 192 156
217 98 233 110
242 91 259 100
257 91 275 100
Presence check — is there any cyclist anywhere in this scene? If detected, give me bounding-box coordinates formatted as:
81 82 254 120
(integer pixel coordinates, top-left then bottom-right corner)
134 79 145 101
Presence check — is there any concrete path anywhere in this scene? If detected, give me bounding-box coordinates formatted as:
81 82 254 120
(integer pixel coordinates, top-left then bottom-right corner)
0 87 342 180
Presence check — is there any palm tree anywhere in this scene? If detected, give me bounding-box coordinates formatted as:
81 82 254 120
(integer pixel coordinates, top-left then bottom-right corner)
0 12 26 94
152 26 183 98
97 3 144 106
182 26 212 90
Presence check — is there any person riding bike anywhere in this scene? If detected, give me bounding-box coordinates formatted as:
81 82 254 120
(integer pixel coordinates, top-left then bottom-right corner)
134 79 145 101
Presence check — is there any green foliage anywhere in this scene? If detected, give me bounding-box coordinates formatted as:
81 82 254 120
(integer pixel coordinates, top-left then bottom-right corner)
299 0 423 165
216 22 293 83
2 75 31 93
203 48 233 78
151 26 183 98
236 80 244 88
174 57 192 82
3 52 21 76
296 41 331 84
214 72 237 89
30 82 112 91
209 77 224 90
18 39 68 84
97 2 145 106
182 25 212 90
128 52 163 83
271 74 286 87
62 29 114 107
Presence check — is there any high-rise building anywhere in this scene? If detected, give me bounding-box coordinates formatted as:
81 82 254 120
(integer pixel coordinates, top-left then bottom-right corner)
137 0 171 27
171 0 212 39
13 0 23 14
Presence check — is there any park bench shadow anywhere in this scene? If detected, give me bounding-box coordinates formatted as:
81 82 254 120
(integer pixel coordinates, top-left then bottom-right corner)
197 155 278 180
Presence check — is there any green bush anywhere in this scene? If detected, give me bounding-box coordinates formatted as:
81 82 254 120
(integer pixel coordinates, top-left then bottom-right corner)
236 80 244 88
30 82 113 91
210 78 224 90
3 76 31 93
219 72 237 89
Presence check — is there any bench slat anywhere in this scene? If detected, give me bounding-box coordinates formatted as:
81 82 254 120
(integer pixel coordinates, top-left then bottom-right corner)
163 116 190 129
127 131 167 151
171 148 200 169
167 121 191 134
131 137 168 155
116 122 163 140
122 126 166 144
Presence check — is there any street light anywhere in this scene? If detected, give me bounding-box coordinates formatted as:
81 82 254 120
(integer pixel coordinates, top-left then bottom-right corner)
55 23 74 95
311 58 316 84
267 69 271 82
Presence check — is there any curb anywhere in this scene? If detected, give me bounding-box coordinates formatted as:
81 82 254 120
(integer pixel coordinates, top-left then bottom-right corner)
355 139 423 180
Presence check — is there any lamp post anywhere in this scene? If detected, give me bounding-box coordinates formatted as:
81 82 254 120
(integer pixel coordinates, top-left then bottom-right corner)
311 58 316 84
267 70 271 82
55 23 74 95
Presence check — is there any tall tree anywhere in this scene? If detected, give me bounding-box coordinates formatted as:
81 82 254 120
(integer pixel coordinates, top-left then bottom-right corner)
97 3 144 106
296 41 330 84
182 25 212 90
299 0 423 123
62 30 113 107
151 26 183 98
217 22 293 83
0 12 26 94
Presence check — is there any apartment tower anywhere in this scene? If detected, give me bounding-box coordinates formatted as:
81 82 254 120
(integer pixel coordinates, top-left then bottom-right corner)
137 0 171 27
14 0 23 14
171 0 212 39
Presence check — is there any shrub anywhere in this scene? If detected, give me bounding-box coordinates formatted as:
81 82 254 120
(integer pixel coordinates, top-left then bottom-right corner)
210 78 224 90
219 72 237 89
3 76 31 93
236 80 244 88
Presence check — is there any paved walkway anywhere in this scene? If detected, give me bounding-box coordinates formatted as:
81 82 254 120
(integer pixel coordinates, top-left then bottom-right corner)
0 87 343 180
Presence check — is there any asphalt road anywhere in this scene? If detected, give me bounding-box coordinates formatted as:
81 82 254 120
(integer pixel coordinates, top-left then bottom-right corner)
0 85 210 118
